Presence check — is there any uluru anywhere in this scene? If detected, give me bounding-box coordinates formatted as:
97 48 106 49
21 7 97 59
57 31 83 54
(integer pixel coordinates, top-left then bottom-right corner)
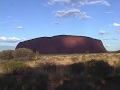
16 35 107 54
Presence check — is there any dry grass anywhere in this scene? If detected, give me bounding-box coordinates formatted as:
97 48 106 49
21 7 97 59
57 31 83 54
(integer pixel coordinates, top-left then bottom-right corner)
0 52 120 90
0 53 120 74
25 53 120 67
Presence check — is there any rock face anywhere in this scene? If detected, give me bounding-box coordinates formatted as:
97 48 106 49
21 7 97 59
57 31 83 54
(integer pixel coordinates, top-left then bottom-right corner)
16 35 107 54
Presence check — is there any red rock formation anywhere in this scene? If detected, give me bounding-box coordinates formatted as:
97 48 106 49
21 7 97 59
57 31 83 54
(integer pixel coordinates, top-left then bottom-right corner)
16 35 107 54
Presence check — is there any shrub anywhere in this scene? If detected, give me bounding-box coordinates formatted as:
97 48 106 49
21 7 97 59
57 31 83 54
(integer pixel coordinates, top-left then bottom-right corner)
0 50 14 60
116 60 120 66
1 61 28 73
13 48 34 61
0 68 48 90
70 62 85 74
115 67 120 75
85 60 112 78
28 73 48 90
0 73 17 90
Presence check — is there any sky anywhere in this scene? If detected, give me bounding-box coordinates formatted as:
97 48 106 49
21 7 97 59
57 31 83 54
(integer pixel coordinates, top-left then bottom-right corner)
0 0 120 51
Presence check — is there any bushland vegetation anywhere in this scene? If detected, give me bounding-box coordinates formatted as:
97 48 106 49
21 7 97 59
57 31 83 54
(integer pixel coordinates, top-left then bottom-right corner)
0 48 34 61
0 48 120 90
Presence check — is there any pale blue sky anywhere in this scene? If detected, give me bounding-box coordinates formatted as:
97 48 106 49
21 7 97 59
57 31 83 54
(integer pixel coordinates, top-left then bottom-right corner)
0 0 120 51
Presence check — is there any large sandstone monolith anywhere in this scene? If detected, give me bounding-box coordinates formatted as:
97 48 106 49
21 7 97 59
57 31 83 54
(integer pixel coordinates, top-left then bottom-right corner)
16 35 107 54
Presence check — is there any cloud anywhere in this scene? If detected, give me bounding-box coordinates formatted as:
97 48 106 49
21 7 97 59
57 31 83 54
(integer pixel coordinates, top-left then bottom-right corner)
0 20 11 24
79 12 92 20
103 38 109 40
42 3 48 6
116 30 120 33
55 9 80 18
0 45 15 51
113 23 120 27
0 20 20 24
55 9 91 19
100 0 110 6
48 0 71 5
105 11 113 14
7 16 12 18
48 0 110 6
53 21 61 25
112 38 118 40
113 23 120 33
0 37 26 43
17 26 24 29
10 26 24 29
99 30 109 35
48 0 110 20
103 38 119 40
86 0 110 6
105 45 111 47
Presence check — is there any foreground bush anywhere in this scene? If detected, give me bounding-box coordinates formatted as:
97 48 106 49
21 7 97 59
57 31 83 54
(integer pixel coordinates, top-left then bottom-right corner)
0 70 48 90
85 60 112 78
0 50 14 60
13 48 34 61
70 62 85 74
116 59 120 66
0 61 48 90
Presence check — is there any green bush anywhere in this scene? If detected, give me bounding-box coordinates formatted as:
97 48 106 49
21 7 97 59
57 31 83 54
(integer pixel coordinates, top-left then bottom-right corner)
85 60 112 78
0 50 14 60
1 61 28 73
13 48 34 61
